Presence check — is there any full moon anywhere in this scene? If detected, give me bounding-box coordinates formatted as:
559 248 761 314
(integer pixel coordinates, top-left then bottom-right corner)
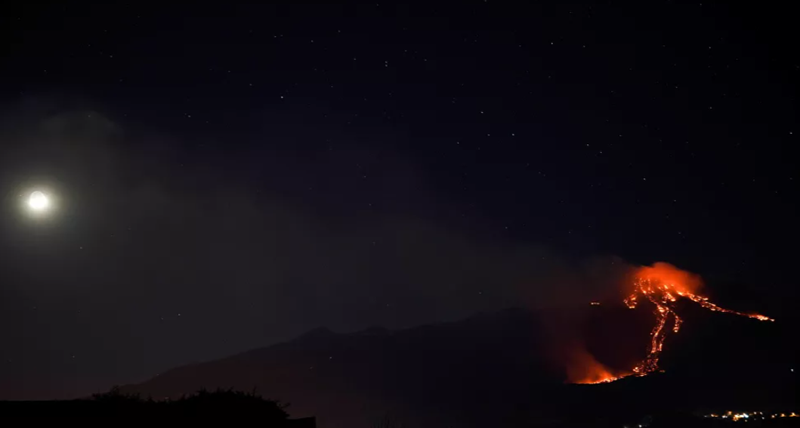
28 191 50 211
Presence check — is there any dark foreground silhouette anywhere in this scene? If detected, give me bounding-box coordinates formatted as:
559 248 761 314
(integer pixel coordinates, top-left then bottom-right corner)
0 388 315 425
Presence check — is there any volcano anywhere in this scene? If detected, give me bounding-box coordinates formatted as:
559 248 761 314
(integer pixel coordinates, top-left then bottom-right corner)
119 307 794 428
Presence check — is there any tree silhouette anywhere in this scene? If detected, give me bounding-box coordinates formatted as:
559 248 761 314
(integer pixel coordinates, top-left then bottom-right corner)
87 386 290 420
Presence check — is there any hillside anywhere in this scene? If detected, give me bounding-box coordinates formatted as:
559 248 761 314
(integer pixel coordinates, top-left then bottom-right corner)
120 306 796 427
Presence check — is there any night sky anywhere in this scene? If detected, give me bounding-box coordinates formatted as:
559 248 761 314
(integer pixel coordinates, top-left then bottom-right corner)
0 2 797 399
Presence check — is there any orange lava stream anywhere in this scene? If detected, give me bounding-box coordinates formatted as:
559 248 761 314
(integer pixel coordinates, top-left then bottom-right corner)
577 271 774 385
622 277 774 378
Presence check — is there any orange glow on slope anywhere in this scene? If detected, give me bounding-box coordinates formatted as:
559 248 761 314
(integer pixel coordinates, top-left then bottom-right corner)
575 372 623 384
566 345 630 384
573 262 774 384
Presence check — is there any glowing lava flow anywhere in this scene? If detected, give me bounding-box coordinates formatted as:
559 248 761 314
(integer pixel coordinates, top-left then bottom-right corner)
625 276 774 377
578 263 774 384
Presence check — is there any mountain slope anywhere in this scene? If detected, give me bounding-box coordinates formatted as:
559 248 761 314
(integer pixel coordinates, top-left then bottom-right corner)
120 306 795 427
122 308 552 427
